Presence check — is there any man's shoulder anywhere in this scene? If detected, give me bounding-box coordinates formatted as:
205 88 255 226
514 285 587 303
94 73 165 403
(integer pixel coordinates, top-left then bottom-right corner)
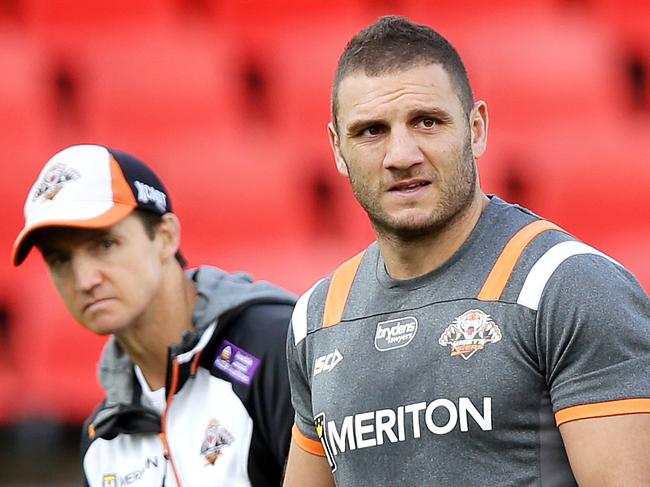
80 399 108 452
290 246 376 343
536 243 644 306
209 300 296 356
504 218 648 314
230 301 295 334
292 277 330 331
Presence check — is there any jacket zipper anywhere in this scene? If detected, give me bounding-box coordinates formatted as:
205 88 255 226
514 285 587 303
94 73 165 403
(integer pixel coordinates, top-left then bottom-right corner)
160 359 183 487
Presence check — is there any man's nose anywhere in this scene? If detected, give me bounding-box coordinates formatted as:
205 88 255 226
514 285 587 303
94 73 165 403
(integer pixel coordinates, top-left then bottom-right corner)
70 253 102 292
383 126 425 170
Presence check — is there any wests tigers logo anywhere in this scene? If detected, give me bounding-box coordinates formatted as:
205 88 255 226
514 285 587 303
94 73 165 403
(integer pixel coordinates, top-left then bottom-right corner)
439 309 502 360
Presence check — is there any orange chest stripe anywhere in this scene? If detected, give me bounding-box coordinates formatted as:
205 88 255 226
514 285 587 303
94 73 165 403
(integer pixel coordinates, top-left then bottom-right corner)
322 220 561 327
477 220 564 301
322 251 366 328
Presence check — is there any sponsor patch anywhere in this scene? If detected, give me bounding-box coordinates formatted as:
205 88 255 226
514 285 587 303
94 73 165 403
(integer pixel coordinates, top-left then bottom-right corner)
101 457 159 486
102 474 116 487
321 397 492 458
375 316 418 351
200 418 234 466
213 340 261 386
33 164 80 201
439 309 502 360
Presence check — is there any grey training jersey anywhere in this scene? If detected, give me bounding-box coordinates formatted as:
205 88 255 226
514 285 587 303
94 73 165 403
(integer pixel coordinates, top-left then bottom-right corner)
287 196 650 487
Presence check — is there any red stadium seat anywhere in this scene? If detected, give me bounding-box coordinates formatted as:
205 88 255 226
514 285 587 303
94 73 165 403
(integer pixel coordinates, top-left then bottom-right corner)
482 117 650 245
589 0 650 46
74 22 241 146
129 132 314 263
0 29 52 168
3 260 106 424
468 10 624 130
23 0 173 46
0 24 60 269
191 234 371 296
0 297 18 424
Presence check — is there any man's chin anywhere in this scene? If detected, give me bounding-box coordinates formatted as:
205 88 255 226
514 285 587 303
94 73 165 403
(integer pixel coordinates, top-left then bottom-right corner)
83 319 128 336
371 213 443 241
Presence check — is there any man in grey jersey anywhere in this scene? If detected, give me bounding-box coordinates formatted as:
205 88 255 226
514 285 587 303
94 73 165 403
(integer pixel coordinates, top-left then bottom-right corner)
13 144 295 486
283 16 650 487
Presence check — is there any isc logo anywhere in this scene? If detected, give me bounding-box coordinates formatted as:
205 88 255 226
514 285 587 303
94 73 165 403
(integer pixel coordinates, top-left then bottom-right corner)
314 349 343 376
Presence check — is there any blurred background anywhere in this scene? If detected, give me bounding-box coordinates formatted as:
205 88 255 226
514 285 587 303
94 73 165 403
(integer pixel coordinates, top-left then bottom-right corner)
0 0 649 484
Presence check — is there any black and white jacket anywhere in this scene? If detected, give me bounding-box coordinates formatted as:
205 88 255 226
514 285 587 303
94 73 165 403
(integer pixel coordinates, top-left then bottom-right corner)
81 266 296 487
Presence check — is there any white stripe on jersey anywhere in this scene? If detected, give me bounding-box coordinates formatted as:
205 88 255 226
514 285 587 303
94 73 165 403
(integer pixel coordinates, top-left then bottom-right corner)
292 279 324 345
517 241 620 311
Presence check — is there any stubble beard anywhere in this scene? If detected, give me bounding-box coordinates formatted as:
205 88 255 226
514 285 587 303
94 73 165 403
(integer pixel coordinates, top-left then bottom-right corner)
346 138 477 243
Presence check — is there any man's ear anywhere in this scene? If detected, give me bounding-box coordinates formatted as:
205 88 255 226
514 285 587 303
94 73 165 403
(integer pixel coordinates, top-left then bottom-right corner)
157 213 182 262
328 122 349 177
470 100 489 159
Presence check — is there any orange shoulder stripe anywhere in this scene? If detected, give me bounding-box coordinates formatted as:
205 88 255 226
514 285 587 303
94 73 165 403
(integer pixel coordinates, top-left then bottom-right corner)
555 398 650 426
292 425 326 456
477 220 563 301
322 251 365 328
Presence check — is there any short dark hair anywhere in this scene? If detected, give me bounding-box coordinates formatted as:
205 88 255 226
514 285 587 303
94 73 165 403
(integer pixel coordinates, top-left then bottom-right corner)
332 16 474 130
134 210 188 268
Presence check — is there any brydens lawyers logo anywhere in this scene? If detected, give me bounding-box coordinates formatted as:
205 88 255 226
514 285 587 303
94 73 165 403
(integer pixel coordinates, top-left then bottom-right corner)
200 418 234 466
375 316 418 351
439 309 502 360
33 164 80 201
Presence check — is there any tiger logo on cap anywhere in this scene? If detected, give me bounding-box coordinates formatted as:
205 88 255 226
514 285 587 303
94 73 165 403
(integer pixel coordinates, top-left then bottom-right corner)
33 164 80 201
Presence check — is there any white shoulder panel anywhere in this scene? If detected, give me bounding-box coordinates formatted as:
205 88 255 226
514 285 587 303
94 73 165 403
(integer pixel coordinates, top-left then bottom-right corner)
517 241 619 311
292 279 324 345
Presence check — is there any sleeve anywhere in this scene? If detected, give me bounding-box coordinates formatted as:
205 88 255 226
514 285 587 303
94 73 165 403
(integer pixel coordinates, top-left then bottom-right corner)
242 303 296 469
286 284 326 456
536 253 650 426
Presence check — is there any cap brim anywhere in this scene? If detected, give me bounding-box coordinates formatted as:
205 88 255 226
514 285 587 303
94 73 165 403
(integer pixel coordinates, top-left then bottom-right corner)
12 203 135 266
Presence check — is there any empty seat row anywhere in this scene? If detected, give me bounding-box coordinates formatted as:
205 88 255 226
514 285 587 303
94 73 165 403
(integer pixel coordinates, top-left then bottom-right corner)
2 1 649 148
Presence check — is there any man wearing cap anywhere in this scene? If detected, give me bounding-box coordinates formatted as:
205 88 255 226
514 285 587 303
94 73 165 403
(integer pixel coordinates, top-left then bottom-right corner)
13 144 296 486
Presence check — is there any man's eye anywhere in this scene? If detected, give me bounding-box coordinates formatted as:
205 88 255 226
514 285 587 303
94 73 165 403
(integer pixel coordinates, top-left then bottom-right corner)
101 239 115 249
91 238 116 251
362 125 383 136
419 118 437 128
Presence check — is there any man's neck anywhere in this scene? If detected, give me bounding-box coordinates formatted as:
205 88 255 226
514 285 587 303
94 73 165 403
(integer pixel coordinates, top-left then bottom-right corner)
378 192 489 281
116 268 197 390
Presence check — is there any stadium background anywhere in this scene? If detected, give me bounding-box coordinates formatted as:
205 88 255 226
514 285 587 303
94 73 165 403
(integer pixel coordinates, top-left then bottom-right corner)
0 0 648 484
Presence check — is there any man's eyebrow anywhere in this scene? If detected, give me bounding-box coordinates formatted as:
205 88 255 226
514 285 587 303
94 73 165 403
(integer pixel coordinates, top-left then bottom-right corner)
346 118 385 135
407 106 453 121
91 229 111 238
38 243 65 259
37 227 111 251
